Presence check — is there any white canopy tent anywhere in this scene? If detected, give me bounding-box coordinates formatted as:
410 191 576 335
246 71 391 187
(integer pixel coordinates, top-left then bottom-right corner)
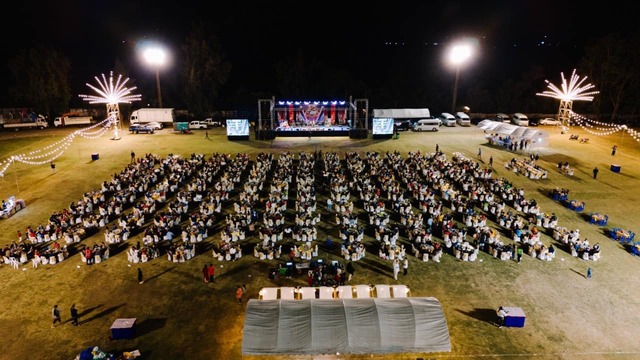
477 120 549 148
242 297 451 355
373 108 431 119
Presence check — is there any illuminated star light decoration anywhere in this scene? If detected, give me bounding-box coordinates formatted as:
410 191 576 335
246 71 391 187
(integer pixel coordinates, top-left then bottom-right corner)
79 71 142 140
536 69 599 126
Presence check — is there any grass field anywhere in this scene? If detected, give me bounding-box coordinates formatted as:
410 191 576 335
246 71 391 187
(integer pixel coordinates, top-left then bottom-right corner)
0 124 639 360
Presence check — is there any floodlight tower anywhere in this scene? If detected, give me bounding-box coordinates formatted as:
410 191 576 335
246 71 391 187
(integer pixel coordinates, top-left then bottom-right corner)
536 69 599 126
79 72 142 140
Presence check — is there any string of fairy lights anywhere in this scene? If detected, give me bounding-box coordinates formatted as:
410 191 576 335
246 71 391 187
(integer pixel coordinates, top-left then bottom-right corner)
0 116 116 176
0 71 141 178
570 112 640 142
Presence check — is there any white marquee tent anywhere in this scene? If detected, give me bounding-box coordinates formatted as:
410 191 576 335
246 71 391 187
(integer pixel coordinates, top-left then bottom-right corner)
477 120 549 148
241 297 451 355
373 108 431 119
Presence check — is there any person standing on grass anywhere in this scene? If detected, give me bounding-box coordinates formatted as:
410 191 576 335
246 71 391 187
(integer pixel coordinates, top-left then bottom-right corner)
403 257 409 276
70 304 79 326
236 285 244 304
477 148 482 159
593 166 599 179
52 304 61 327
489 156 493 167
611 145 617 156
587 267 592 279
393 258 400 280
138 267 144 284
130 151 136 163
208 263 215 283
202 264 209 283
205 131 209 140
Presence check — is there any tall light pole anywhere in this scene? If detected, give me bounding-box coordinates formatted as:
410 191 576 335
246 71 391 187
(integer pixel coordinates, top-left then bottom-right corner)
448 40 475 114
143 46 167 108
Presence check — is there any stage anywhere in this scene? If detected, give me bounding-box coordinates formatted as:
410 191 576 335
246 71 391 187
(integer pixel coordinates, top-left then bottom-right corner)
275 125 351 137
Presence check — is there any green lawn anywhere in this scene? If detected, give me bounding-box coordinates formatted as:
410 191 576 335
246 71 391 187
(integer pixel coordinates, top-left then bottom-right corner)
0 125 639 360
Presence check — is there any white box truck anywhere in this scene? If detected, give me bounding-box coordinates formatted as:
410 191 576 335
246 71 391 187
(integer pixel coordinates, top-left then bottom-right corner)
53 116 93 127
2 119 49 130
130 108 175 126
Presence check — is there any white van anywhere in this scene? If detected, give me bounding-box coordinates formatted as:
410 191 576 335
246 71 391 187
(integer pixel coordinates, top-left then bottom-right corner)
455 112 471 126
496 113 510 123
412 118 441 132
438 112 456 127
512 112 529 126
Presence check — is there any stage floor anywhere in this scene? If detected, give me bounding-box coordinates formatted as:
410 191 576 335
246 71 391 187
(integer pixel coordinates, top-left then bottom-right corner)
275 125 351 137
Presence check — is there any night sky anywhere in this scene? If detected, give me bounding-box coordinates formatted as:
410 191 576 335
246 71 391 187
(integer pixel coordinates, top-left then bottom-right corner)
1 1 633 108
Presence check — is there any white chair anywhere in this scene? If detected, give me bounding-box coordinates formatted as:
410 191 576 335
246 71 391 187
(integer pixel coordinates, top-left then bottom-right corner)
375 284 391 298
259 287 278 300
318 287 335 299
280 287 296 300
337 286 353 299
355 285 371 299
391 285 410 298
298 287 316 300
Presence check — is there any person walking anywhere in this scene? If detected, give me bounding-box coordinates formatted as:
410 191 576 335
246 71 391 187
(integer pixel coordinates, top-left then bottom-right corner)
489 156 493 167
208 263 215 283
130 151 136 163
52 304 61 327
611 145 617 156
346 261 355 282
50 162 56 172
70 304 79 326
517 246 524 263
586 267 592 279
403 257 409 276
496 306 508 328
393 258 400 280
435 144 439 153
236 285 244 304
137 267 144 284
477 148 482 159
205 131 209 140
593 166 599 179
202 264 209 283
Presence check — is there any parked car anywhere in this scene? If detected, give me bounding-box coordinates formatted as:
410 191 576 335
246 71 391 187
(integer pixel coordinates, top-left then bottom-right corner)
144 121 163 130
528 118 540 127
129 124 155 134
188 120 208 129
204 118 224 127
539 117 562 126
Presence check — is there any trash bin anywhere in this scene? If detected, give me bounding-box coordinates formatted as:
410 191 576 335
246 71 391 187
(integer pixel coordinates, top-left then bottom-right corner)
91 153 99 161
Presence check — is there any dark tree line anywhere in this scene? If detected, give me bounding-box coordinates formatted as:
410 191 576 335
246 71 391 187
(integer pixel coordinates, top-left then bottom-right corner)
8 29 640 123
